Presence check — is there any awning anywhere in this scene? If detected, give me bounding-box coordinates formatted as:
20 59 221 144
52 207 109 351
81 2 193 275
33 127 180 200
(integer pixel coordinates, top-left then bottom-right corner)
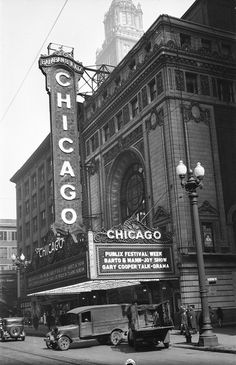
27 279 160 297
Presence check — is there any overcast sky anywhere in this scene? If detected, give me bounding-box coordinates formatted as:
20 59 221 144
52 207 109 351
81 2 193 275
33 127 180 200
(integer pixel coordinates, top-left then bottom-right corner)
0 0 195 220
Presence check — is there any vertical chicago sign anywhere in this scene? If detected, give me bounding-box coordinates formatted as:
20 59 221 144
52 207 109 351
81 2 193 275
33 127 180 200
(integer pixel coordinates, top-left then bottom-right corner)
39 47 84 233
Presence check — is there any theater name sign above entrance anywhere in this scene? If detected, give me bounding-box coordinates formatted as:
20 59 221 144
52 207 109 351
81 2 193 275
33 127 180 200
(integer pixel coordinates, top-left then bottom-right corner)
88 220 175 280
39 48 84 233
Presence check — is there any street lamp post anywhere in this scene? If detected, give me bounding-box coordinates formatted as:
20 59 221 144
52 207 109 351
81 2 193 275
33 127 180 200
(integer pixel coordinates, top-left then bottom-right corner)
11 253 30 315
176 160 218 347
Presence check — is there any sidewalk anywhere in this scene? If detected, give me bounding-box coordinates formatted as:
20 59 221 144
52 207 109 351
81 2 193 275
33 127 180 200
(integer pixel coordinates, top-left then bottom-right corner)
170 325 236 354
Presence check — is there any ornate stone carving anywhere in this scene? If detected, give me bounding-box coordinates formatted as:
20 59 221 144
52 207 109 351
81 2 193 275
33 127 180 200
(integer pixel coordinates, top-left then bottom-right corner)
199 200 218 217
182 103 211 124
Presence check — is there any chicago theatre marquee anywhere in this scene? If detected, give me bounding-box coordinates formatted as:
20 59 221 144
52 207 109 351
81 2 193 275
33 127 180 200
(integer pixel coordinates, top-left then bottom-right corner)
11 0 236 324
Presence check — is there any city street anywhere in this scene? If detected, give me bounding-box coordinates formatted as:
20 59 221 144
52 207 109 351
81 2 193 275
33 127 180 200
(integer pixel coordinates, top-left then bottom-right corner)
0 336 235 365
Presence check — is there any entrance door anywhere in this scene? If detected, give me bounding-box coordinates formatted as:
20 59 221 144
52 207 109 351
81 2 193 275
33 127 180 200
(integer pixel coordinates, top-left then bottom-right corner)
79 311 93 338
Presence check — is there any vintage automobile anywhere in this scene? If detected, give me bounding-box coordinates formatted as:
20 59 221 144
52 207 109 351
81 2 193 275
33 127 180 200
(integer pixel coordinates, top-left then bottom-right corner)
0 317 25 341
127 301 174 350
44 304 129 350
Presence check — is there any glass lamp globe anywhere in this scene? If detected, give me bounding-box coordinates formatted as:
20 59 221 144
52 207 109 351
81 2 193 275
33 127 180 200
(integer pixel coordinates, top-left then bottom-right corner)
176 160 187 177
194 162 205 178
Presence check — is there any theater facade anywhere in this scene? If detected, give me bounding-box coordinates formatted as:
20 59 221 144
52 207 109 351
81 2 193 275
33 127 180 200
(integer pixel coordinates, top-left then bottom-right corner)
11 0 236 324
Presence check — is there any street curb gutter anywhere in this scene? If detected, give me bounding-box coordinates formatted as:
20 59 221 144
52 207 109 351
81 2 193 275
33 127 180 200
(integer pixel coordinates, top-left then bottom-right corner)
172 343 236 354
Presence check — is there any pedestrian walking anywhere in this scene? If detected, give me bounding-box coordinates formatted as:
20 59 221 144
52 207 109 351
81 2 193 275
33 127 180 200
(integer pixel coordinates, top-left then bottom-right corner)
216 307 224 327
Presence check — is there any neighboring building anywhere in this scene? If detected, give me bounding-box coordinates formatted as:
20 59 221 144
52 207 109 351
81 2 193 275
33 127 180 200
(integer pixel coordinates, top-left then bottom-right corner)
11 0 236 324
0 219 17 315
96 0 144 67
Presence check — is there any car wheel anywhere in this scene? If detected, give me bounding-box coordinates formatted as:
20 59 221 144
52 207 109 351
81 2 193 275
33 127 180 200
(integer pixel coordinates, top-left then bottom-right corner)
110 330 122 346
57 336 70 351
9 326 21 338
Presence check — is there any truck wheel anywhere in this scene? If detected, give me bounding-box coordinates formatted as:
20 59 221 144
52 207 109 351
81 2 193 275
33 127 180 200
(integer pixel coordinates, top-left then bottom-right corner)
57 336 70 351
164 342 170 348
110 330 122 346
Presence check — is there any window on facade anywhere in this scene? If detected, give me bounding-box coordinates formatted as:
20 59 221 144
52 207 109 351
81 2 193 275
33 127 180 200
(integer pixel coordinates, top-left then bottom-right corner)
186 72 198 94
116 111 123 131
25 200 30 215
91 132 99 152
86 140 90 157
11 231 17 240
141 86 148 108
24 180 29 196
0 247 7 258
130 96 139 118
38 165 45 184
39 187 45 203
221 43 231 57
103 123 110 142
123 104 130 124
0 231 7 240
26 245 31 260
32 217 38 233
156 72 164 95
200 75 210 96
180 33 191 48
25 222 30 238
201 38 212 52
31 173 37 190
121 12 126 25
120 163 146 223
148 79 156 102
32 194 37 210
217 79 234 102
202 222 215 252
40 210 46 227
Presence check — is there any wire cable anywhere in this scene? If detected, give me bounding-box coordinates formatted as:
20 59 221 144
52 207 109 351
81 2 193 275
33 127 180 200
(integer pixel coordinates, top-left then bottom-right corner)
0 0 69 124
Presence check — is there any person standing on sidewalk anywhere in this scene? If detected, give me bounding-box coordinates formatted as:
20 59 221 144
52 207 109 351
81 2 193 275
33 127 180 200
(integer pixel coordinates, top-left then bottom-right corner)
216 307 224 327
187 305 197 334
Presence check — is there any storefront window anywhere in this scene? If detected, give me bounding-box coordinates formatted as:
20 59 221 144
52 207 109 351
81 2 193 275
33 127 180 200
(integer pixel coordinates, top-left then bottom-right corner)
120 163 146 223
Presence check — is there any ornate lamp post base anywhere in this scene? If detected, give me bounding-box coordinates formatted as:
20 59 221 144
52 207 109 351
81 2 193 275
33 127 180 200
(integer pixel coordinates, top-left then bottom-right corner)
198 328 218 347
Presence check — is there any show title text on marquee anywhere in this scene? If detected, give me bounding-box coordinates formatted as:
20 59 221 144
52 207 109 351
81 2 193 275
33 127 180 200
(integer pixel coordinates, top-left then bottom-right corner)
39 53 84 233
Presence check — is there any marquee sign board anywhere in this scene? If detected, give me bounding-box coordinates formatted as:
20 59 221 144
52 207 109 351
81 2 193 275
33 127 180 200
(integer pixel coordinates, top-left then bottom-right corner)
88 219 175 280
39 49 84 233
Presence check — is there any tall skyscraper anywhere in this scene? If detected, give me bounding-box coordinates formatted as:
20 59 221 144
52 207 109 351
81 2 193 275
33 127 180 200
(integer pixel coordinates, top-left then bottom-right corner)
96 0 144 67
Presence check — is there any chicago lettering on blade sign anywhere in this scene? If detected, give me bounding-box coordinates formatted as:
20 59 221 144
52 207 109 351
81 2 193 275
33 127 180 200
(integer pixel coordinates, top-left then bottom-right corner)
39 52 84 233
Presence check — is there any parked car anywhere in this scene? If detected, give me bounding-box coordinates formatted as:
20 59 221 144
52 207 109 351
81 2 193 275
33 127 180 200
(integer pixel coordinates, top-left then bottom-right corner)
0 317 25 341
127 301 174 350
44 304 129 350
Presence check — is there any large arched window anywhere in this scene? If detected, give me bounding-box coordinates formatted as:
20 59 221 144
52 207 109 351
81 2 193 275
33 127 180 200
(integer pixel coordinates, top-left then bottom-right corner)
120 163 146 223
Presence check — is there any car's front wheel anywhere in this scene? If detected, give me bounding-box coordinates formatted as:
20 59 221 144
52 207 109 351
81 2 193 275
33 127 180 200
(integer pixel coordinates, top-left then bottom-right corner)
57 336 70 351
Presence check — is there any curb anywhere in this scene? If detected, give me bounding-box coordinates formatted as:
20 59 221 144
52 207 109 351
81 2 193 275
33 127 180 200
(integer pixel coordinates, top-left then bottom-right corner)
172 342 236 354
